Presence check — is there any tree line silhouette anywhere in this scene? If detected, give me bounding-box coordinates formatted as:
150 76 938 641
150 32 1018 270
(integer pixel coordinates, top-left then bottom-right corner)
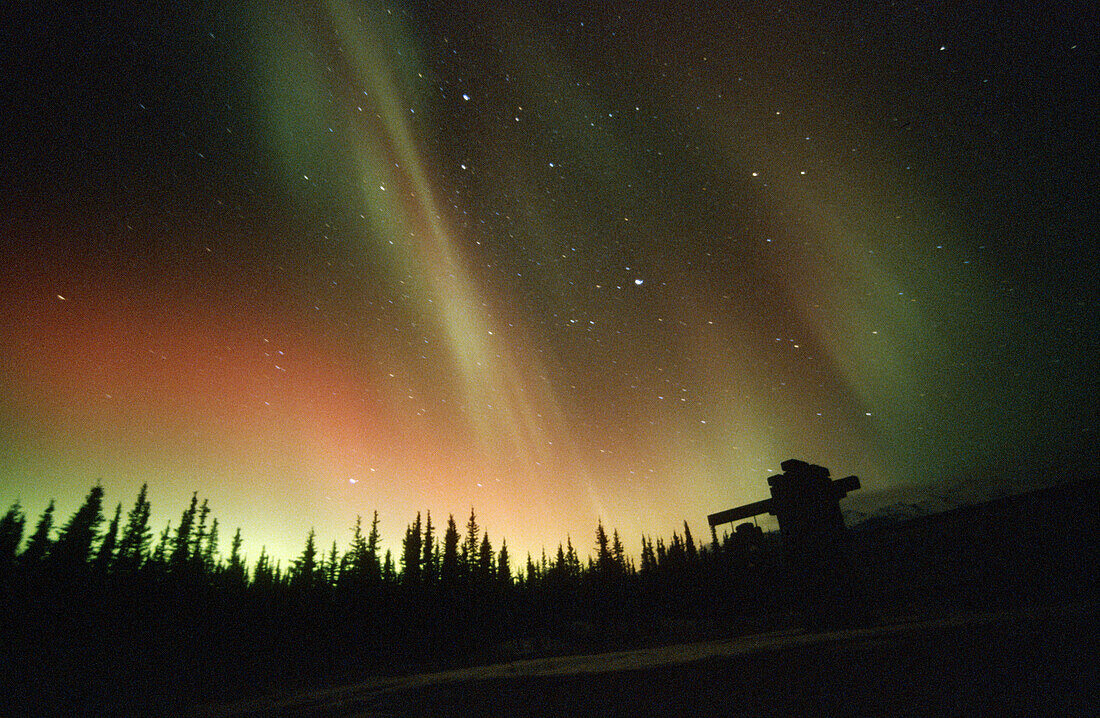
9 476 1090 714
0 483 785 714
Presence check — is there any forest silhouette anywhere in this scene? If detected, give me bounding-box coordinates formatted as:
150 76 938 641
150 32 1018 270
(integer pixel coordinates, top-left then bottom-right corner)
1 482 767 714
1 474 1095 714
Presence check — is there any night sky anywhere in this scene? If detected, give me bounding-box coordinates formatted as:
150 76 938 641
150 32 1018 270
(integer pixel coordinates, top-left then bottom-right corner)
1 2 1096 565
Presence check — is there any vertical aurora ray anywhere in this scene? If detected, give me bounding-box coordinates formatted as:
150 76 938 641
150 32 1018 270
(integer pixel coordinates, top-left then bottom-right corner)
249 1 598 526
329 1 586 482
633 19 1021 491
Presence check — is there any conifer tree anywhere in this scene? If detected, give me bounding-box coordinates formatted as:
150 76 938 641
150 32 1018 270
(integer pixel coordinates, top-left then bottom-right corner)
401 512 422 586
684 521 697 562
190 498 210 567
640 536 657 574
421 511 435 585
206 518 220 569
151 521 172 567
382 549 395 583
566 537 581 577
477 532 494 586
553 543 567 578
336 551 351 585
497 540 511 586
170 493 198 570
0 501 25 569
321 540 336 586
461 508 479 576
92 503 121 572
292 528 318 589
365 511 382 583
594 519 613 576
611 529 626 573
253 547 273 590
345 515 367 580
21 500 54 565
440 515 460 589
115 483 152 572
668 532 685 565
225 527 246 584
51 485 104 570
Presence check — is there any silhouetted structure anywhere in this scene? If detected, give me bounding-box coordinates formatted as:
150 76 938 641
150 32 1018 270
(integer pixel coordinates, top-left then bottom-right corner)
709 459 860 628
4 471 1094 714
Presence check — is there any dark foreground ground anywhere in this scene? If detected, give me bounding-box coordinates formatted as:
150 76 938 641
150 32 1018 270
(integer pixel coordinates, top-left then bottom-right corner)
199 601 1096 717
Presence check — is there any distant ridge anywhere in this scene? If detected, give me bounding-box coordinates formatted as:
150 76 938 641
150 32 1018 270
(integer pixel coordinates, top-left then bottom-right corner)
846 474 1099 533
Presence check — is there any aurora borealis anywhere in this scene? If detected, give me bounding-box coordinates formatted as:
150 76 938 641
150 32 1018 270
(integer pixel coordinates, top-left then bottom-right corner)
1 2 1096 564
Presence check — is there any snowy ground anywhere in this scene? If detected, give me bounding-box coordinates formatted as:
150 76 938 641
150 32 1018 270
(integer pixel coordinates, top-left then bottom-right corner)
197 602 1096 716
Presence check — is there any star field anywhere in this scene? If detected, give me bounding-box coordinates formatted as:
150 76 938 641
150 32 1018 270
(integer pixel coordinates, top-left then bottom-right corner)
0 2 1096 563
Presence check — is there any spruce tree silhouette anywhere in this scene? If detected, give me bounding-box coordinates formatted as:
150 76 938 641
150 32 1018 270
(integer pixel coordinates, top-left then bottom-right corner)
440 515 460 589
477 533 494 585
611 528 627 572
225 527 246 585
640 536 657 574
365 511 382 584
292 528 318 590
594 519 613 576
115 483 152 572
340 514 368 592
402 512 423 587
190 498 210 568
150 520 171 566
202 517 219 571
50 485 104 571
684 521 697 562
253 546 273 590
382 549 395 582
170 492 198 571
496 539 512 586
565 537 581 576
0 501 25 569
462 508 480 578
421 511 436 586
325 540 339 586
92 503 121 573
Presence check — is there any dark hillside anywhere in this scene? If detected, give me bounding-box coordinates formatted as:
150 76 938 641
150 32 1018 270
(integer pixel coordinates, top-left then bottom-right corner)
847 476 1099 618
